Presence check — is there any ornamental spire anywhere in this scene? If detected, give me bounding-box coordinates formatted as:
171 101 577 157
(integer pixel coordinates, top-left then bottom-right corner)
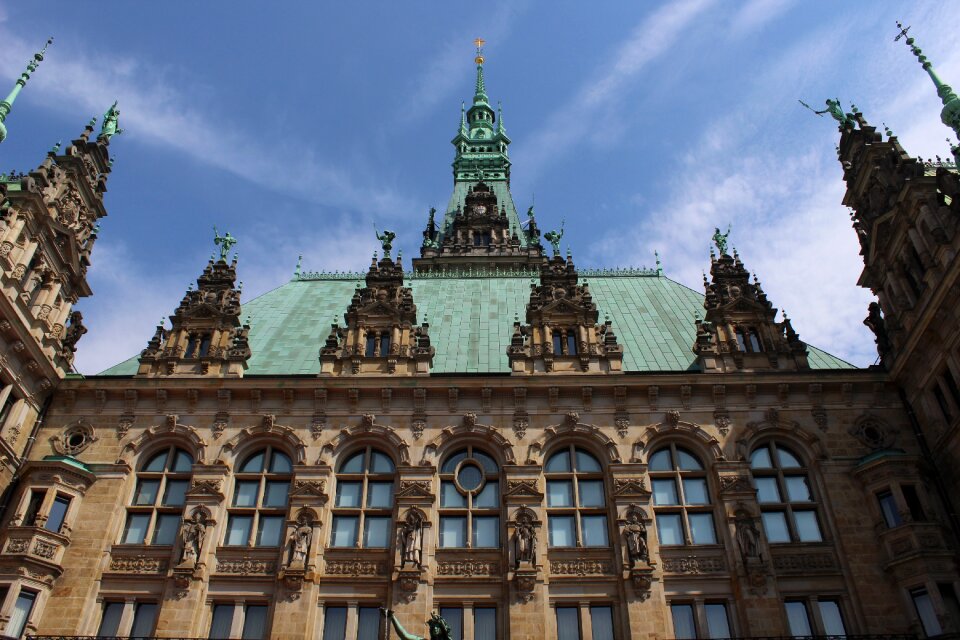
0 37 53 144
473 37 489 105
895 21 960 159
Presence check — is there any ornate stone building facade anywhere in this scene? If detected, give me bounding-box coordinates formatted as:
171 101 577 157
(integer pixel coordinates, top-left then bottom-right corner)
1 36 960 640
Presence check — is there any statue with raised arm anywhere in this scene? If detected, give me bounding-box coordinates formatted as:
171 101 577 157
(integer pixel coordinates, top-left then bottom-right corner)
179 509 206 566
375 225 396 258
712 225 731 256
99 101 124 140
543 219 565 256
213 226 237 261
799 98 854 129
381 609 452 640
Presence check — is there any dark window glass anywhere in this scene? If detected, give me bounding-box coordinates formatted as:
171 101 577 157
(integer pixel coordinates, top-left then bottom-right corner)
817 600 846 637
552 333 563 355
556 607 580 640
567 332 578 355
878 491 902 528
322 607 347 640
365 334 376 357
751 442 822 543
97 602 124 637
705 603 731 639
933 384 953 422
8 591 36 639
198 334 212 357
902 485 926 521
130 603 157 639
332 447 395 549
474 608 496 640
671 604 696 639
590 606 614 640
23 491 45 527
439 608 463 640
357 607 382 640
241 605 267 640
650 445 713 546
379 333 391 356
912 588 942 637
209 604 234 639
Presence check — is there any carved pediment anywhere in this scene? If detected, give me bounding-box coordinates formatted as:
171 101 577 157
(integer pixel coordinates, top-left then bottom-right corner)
396 480 434 498
505 479 543 499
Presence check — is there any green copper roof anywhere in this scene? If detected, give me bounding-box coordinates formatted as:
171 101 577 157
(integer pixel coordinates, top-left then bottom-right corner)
98 272 853 376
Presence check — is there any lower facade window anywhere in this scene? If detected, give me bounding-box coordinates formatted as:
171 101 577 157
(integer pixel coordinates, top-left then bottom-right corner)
670 602 731 639
6 589 36 639
322 605 383 640
432 606 497 640
911 588 943 637
784 598 846 637
554 605 614 640
98 600 157 637
209 603 268 640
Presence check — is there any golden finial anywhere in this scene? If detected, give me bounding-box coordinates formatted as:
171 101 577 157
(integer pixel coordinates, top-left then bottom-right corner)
474 37 486 64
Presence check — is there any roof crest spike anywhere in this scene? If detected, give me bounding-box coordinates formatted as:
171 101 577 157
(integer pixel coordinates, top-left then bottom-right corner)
0 36 54 144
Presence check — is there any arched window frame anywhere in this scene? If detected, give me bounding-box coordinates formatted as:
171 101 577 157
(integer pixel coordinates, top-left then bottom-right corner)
121 445 194 545
438 445 501 549
749 441 823 544
224 445 293 547
544 444 608 548
648 443 717 546
330 446 396 548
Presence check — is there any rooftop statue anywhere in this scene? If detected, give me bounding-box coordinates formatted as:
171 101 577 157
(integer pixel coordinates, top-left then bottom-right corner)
99 101 124 140
712 225 731 256
375 225 396 257
799 98 854 129
543 219 565 256
213 226 237 261
382 609 452 640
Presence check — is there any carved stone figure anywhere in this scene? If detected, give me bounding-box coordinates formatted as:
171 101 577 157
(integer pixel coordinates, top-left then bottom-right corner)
383 609 452 640
622 510 648 567
863 302 891 362
399 510 424 569
61 311 87 353
288 513 312 568
514 517 537 568
735 512 761 562
179 510 206 566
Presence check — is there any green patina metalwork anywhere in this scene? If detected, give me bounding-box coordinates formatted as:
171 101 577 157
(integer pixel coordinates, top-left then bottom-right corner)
375 226 396 257
98 101 124 140
213 227 237 261
0 37 53 144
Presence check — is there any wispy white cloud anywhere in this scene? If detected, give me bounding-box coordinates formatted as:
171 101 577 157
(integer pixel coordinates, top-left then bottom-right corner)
727 0 795 38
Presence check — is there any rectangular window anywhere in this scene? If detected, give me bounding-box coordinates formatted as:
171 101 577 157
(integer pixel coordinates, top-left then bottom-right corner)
473 516 500 548
335 482 362 508
365 334 377 357
8 590 37 639
474 482 498 508
163 480 189 506
552 334 563 355
23 491 45 527
761 512 790 543
474 608 496 640
671 604 696 639
784 601 812 636
578 480 604 507
581 515 608 546
97 602 124 637
704 603 731 639
793 510 822 542
263 481 290 508
256 516 285 547
357 607 381 640
682 478 709 505
135 480 160 505
363 516 391 548
567 333 578 355
755 477 781 503
555 607 580 640
439 516 467 548
225 515 253 546
652 479 679 505
209 605 236 639
153 514 181 545
817 600 846 636
784 476 812 502
322 607 347 640
933 384 953 422
234 481 259 507
878 490 902 528
547 480 574 507
656 513 683 545
912 588 943 637
331 516 359 547
902 485 926 521
440 482 466 507
590 606 614 640
439 607 463 640
549 515 576 547
241 605 267 640
366 482 393 508
45 495 71 533
130 602 158 638
689 513 717 545
122 513 150 544
0 386 16 428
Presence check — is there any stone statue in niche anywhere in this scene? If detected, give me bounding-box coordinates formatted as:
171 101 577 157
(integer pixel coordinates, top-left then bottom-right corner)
514 515 537 568
179 510 206 566
399 510 424 569
622 510 648 567
287 513 313 568
735 510 762 562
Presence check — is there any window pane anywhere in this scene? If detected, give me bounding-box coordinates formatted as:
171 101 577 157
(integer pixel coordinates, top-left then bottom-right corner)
264 481 290 507
794 510 822 542
657 514 683 546
750 447 772 469
556 607 579 640
705 604 731 639
475 481 498 508
322 607 347 640
269 451 292 473
549 516 576 547
130 603 157 638
331 516 359 547
23 491 44 526
545 449 571 472
755 477 781 503
913 589 943 637
676 449 703 470
457 464 483 491
241 605 268 640
257 516 284 546
784 601 812 636
153 514 181 545
440 516 467 548
575 449 601 472
682 478 709 505
123 513 150 544
473 516 500 548
163 479 189 506
45 496 71 533
143 451 168 472
652 479 678 505
240 451 265 473
689 513 717 544
590 606 614 640
172 449 194 472
135 480 160 505
818 600 846 636
209 604 235 640
439 607 463 640
363 517 391 548
648 449 672 471
367 482 394 508
578 480 605 507
474 608 496 640
548 480 574 507
902 485 926 521
98 602 124 637
878 491 902 528
335 481 362 508
761 511 790 543
777 446 802 468
357 607 381 640
339 451 365 473
784 476 812 502
8 591 36 640
370 450 395 473
671 604 696 639
441 481 467 507
232 480 258 507
441 450 467 473
226 515 253 546
582 515 608 546
473 450 499 473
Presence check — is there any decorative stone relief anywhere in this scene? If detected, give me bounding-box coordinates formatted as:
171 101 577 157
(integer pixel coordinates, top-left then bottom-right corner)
550 559 613 576
436 560 499 577
216 559 276 575
51 421 97 455
326 559 387 576
109 555 167 573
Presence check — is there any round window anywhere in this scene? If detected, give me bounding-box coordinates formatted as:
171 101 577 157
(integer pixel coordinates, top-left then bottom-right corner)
457 463 484 492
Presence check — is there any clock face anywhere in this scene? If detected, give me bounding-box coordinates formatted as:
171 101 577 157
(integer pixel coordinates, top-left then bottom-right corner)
476 206 487 215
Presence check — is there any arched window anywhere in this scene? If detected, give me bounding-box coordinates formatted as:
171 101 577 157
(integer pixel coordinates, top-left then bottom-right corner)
225 447 292 547
750 442 822 543
331 447 395 548
122 446 193 545
439 446 499 548
545 446 608 547
649 445 716 546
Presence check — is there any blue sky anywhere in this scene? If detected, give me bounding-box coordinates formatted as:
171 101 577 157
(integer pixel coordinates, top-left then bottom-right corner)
0 1 957 374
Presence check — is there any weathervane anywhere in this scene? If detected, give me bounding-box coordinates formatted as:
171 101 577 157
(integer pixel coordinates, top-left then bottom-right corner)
474 37 486 64
894 21 910 42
